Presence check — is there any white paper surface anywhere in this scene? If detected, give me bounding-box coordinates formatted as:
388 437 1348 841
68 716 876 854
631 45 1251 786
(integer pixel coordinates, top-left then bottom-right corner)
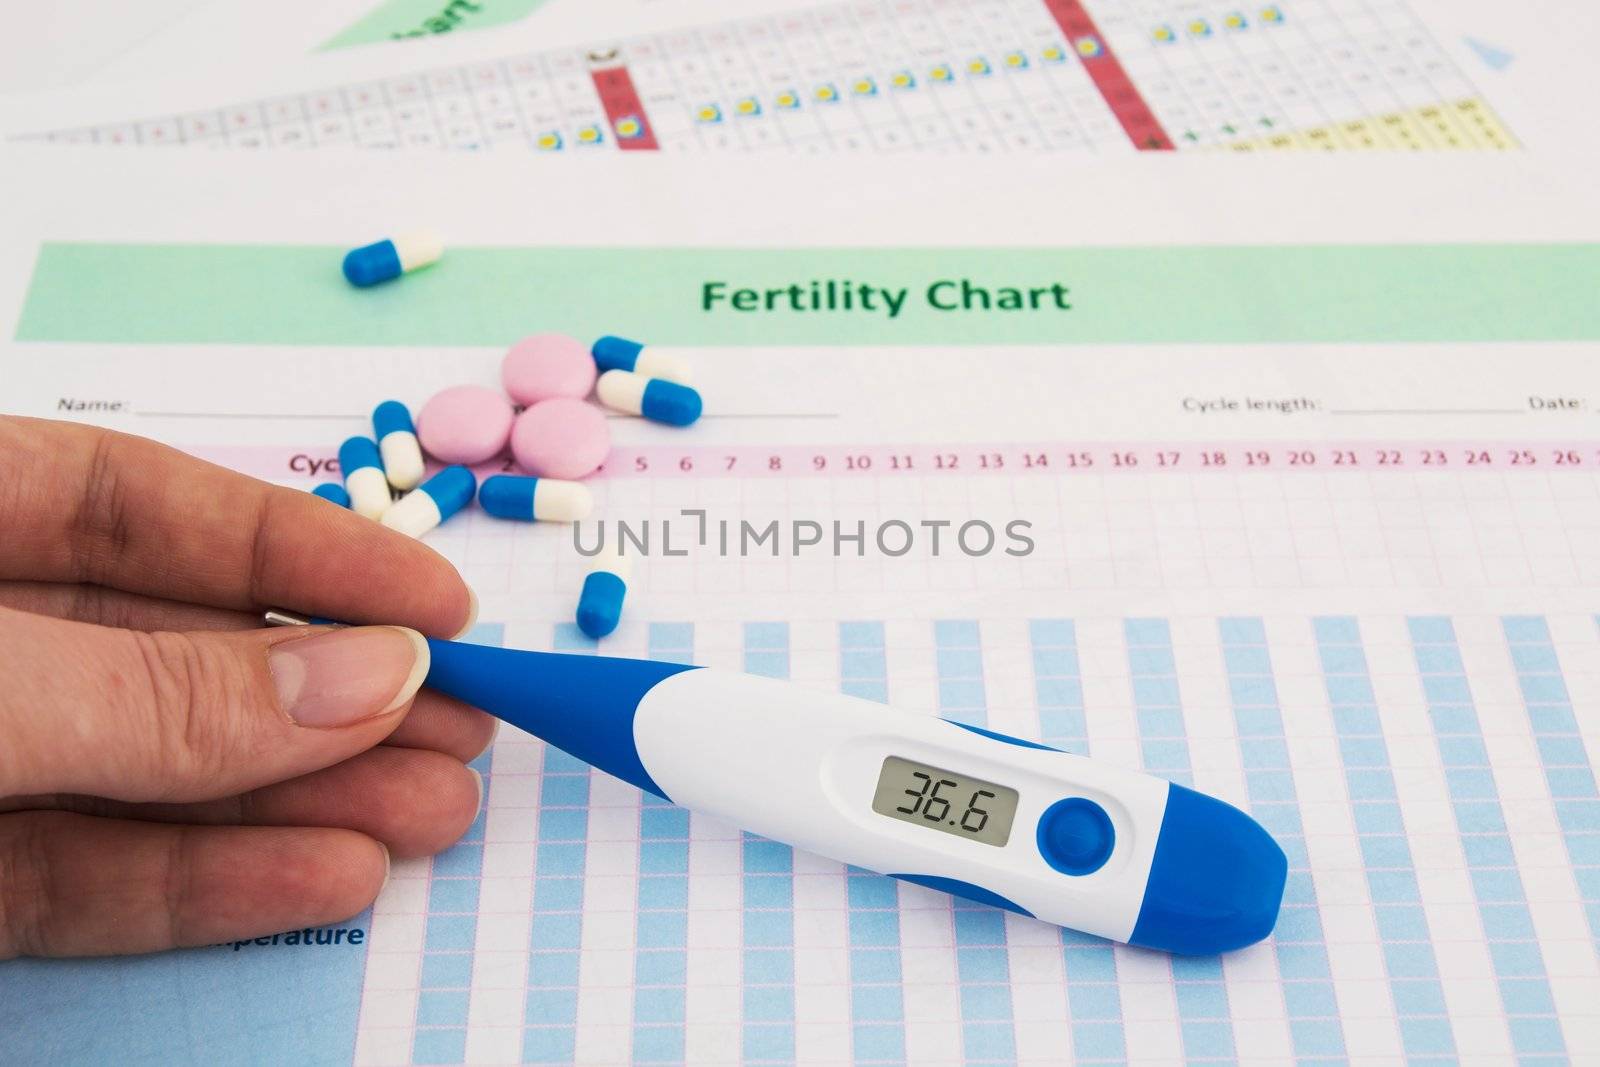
0 0 225 94
0 148 1598 1065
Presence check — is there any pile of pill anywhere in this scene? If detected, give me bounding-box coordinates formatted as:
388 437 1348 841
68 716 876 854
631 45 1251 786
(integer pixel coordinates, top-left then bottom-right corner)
329 238 702 636
318 257 703 638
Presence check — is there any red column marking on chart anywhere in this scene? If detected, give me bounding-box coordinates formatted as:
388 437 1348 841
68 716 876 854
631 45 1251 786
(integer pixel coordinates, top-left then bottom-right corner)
589 60 659 151
1038 0 1174 151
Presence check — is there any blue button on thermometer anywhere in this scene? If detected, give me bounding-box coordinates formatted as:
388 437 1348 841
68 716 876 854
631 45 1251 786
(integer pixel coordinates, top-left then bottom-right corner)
415 638 1286 954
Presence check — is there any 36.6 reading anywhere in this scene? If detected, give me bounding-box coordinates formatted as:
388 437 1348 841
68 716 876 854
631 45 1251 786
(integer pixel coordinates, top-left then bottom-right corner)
869 756 1020 847
898 772 995 831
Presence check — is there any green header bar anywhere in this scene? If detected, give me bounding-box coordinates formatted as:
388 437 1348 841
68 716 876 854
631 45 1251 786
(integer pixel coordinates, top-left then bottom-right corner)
320 0 551 49
15 242 1600 346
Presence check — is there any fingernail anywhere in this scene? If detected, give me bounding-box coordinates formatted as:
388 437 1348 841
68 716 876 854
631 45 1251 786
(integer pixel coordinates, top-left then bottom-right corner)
269 626 430 727
451 587 480 640
378 843 392 895
469 769 485 819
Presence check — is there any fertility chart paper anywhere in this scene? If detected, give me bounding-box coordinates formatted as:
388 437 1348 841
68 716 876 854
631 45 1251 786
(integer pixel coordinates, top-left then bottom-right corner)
1 148 1600 1066
7 0 1600 158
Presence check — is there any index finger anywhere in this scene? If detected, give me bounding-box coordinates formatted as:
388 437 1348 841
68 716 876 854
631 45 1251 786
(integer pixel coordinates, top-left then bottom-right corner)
0 416 474 637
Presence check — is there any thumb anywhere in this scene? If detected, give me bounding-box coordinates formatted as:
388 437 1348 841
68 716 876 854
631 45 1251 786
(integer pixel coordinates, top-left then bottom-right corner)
0 607 429 802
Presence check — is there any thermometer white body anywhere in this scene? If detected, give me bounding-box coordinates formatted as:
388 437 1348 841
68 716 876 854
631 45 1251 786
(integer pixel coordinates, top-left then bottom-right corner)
639 670 1165 942
422 641 1287 955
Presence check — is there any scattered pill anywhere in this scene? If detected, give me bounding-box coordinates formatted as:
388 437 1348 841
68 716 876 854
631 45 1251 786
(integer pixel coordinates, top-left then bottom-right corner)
479 475 594 522
311 483 351 508
338 436 393 520
591 335 692 384
417 385 514 465
502 333 597 405
596 369 703 427
373 400 425 491
342 231 443 288
381 465 477 539
576 548 631 639
510 397 610 479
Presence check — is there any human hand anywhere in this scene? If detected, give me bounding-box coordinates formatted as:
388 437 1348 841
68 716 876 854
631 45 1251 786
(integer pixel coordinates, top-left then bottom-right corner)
0 417 492 958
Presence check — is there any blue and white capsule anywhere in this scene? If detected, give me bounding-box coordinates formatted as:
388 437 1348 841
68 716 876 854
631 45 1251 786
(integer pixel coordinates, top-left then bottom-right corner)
590 335 693 384
596 370 702 427
311 482 351 508
575 548 630 639
479 475 594 523
381 465 476 539
420 639 1287 955
341 231 444 288
338 436 393 520
373 400 426 491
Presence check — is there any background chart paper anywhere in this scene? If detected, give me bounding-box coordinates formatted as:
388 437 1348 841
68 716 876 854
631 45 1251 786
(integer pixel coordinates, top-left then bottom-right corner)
14 0 1561 155
0 153 1598 1065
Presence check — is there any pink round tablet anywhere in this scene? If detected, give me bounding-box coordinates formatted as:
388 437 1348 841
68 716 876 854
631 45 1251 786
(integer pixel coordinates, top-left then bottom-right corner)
417 385 514 465
502 333 597 405
511 397 610 480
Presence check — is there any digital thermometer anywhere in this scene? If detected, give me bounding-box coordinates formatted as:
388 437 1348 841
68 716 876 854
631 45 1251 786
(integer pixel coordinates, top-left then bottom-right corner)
420 637 1287 955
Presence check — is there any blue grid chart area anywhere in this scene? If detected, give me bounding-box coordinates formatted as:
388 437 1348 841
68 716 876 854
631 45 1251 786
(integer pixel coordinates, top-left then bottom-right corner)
934 620 1018 1066
839 621 909 1065
1028 619 1127 1064
1217 618 1346 1064
631 623 698 1065
1124 618 1236 1064
631 797 690 1065
1407 617 1567 1062
522 622 600 1064
742 623 798 1064
413 623 506 1065
0 883 374 1064
1507 617 1600 944
9 609 1600 1064
1312 617 1457 1062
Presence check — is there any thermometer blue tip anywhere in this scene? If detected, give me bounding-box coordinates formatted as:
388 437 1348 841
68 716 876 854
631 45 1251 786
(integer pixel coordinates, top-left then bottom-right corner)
423 637 697 799
1129 784 1287 954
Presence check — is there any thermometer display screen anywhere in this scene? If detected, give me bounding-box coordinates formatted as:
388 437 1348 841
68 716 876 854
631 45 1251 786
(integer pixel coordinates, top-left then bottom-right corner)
871 756 1019 847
